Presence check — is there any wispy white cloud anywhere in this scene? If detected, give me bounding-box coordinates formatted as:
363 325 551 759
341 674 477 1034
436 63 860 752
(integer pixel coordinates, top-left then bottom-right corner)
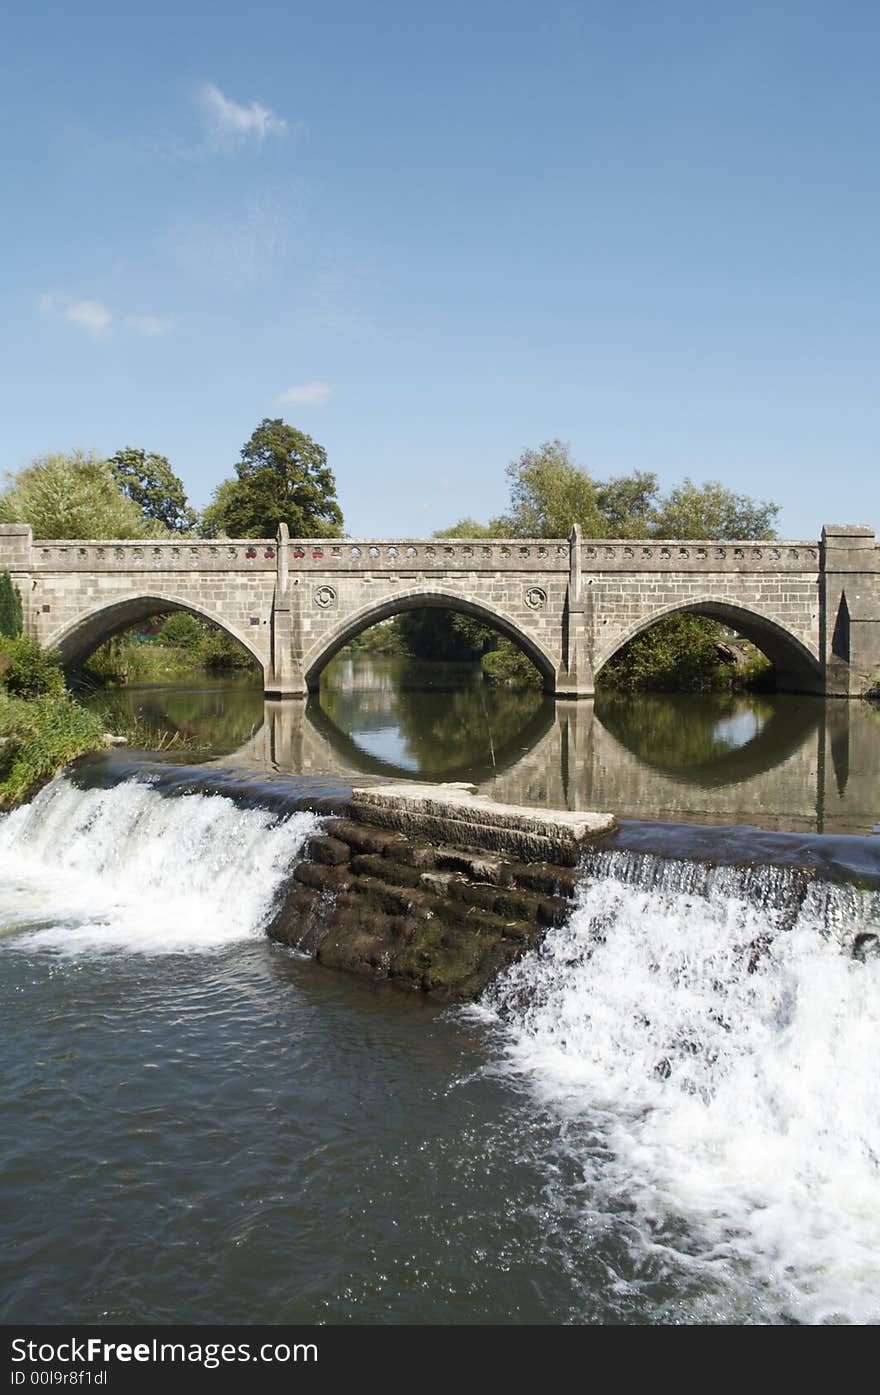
40 295 174 338
277 382 333 406
40 294 113 334
196 82 288 147
125 314 174 336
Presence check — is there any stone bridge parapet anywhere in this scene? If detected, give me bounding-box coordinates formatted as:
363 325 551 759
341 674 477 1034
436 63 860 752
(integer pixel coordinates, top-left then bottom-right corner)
1 520 877 698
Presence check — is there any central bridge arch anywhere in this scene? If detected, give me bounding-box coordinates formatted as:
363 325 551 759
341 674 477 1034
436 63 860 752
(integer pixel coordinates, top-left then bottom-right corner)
47 593 265 673
301 588 558 692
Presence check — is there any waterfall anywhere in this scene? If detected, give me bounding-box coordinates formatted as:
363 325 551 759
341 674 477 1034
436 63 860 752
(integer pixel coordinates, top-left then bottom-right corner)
480 849 880 1324
0 775 321 956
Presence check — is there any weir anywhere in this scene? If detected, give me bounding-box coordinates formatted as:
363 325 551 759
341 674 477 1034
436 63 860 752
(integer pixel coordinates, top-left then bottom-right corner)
267 783 615 997
2 766 879 1322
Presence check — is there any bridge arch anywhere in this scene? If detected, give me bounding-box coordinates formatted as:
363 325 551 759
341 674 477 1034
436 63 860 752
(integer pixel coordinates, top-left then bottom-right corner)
47 593 265 673
593 597 823 693
301 588 558 692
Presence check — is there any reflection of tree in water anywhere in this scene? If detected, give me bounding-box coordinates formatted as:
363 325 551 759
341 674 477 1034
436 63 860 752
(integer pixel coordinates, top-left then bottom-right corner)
87 680 264 753
595 691 776 769
319 655 546 775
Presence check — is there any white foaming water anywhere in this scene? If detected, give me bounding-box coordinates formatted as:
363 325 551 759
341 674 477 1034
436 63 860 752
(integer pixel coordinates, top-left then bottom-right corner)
0 775 320 955
481 854 880 1324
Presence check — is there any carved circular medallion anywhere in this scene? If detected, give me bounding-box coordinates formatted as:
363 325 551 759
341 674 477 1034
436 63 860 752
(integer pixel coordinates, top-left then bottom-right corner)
315 585 337 608
525 586 547 609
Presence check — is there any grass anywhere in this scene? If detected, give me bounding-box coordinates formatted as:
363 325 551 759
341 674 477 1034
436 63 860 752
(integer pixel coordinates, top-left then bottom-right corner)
0 693 107 809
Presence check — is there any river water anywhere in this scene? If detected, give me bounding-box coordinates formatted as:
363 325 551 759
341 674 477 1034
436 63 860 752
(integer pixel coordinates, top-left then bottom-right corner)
2 656 879 1324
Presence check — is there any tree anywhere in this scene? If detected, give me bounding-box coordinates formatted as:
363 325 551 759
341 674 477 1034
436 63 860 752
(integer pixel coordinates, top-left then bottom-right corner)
0 450 159 539
109 448 197 532
201 419 343 538
0 571 22 638
436 442 779 544
650 478 779 540
496 440 607 537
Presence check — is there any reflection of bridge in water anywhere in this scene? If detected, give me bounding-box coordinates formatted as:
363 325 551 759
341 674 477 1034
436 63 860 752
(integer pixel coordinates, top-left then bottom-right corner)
216 694 880 836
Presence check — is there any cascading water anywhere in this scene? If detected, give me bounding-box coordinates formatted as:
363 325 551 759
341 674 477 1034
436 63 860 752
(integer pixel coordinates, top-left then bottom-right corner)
1 770 878 1323
478 849 880 1324
0 775 321 956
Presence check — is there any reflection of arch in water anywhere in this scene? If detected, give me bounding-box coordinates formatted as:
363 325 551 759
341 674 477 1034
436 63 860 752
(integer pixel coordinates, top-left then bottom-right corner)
304 690 556 785
301 589 556 691
595 598 823 693
594 692 823 789
49 593 263 671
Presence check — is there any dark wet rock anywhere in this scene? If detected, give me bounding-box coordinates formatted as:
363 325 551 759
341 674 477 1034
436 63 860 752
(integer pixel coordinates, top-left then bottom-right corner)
852 932 880 962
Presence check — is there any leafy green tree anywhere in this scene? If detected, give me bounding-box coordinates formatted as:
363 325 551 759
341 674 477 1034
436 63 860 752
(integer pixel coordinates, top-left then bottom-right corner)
109 448 197 532
157 612 204 648
0 635 65 697
0 451 158 539
201 419 343 538
0 571 22 638
651 478 779 540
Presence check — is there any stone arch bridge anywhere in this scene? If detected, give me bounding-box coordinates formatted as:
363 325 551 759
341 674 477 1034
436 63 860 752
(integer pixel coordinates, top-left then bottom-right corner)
1 521 877 698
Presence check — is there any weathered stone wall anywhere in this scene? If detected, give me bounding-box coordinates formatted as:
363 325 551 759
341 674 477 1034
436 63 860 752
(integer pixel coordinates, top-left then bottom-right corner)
2 521 878 697
267 784 612 998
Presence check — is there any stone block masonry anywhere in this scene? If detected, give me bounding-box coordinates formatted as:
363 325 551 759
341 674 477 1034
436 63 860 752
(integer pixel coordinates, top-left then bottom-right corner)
1 518 878 697
267 783 615 998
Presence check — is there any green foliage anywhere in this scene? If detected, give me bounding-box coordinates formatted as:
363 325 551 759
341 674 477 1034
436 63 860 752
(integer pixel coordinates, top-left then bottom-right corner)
0 450 162 540
0 693 106 808
157 612 204 648
395 610 498 662
599 614 733 693
82 617 256 684
109 448 197 532
437 440 778 544
0 635 65 698
199 628 255 670
342 621 408 655
497 440 610 537
651 478 779 540
481 639 543 686
0 571 22 638
201 418 344 539
735 650 775 691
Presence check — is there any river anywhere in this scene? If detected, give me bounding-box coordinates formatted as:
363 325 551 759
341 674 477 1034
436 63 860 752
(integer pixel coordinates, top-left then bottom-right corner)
1 654 879 1324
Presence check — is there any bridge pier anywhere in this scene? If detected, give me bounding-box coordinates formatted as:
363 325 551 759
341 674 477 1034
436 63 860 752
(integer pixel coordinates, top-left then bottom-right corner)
821 525 880 697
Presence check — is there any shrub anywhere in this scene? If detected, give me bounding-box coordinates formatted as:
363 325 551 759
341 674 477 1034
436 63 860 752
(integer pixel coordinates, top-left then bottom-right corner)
481 639 543 686
199 628 255 671
598 614 731 693
158 612 204 648
0 635 65 698
0 693 105 807
0 571 22 638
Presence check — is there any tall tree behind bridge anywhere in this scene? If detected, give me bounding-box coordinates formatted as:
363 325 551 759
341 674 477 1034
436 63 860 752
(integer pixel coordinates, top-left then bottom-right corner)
201 419 344 539
437 440 779 542
0 451 159 539
109 448 197 533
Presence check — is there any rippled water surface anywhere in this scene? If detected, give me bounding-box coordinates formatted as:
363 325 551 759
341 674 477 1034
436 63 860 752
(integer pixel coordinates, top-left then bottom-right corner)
2 776 879 1324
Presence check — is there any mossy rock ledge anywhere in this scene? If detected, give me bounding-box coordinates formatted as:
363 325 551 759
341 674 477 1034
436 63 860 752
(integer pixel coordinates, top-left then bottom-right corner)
266 783 615 1000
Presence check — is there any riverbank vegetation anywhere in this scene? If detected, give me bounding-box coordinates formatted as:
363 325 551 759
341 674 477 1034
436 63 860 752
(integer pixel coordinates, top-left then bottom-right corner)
0 631 106 808
81 613 257 688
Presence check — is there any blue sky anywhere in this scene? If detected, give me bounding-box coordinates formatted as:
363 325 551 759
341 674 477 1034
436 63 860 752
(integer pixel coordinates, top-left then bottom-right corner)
2 0 877 539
